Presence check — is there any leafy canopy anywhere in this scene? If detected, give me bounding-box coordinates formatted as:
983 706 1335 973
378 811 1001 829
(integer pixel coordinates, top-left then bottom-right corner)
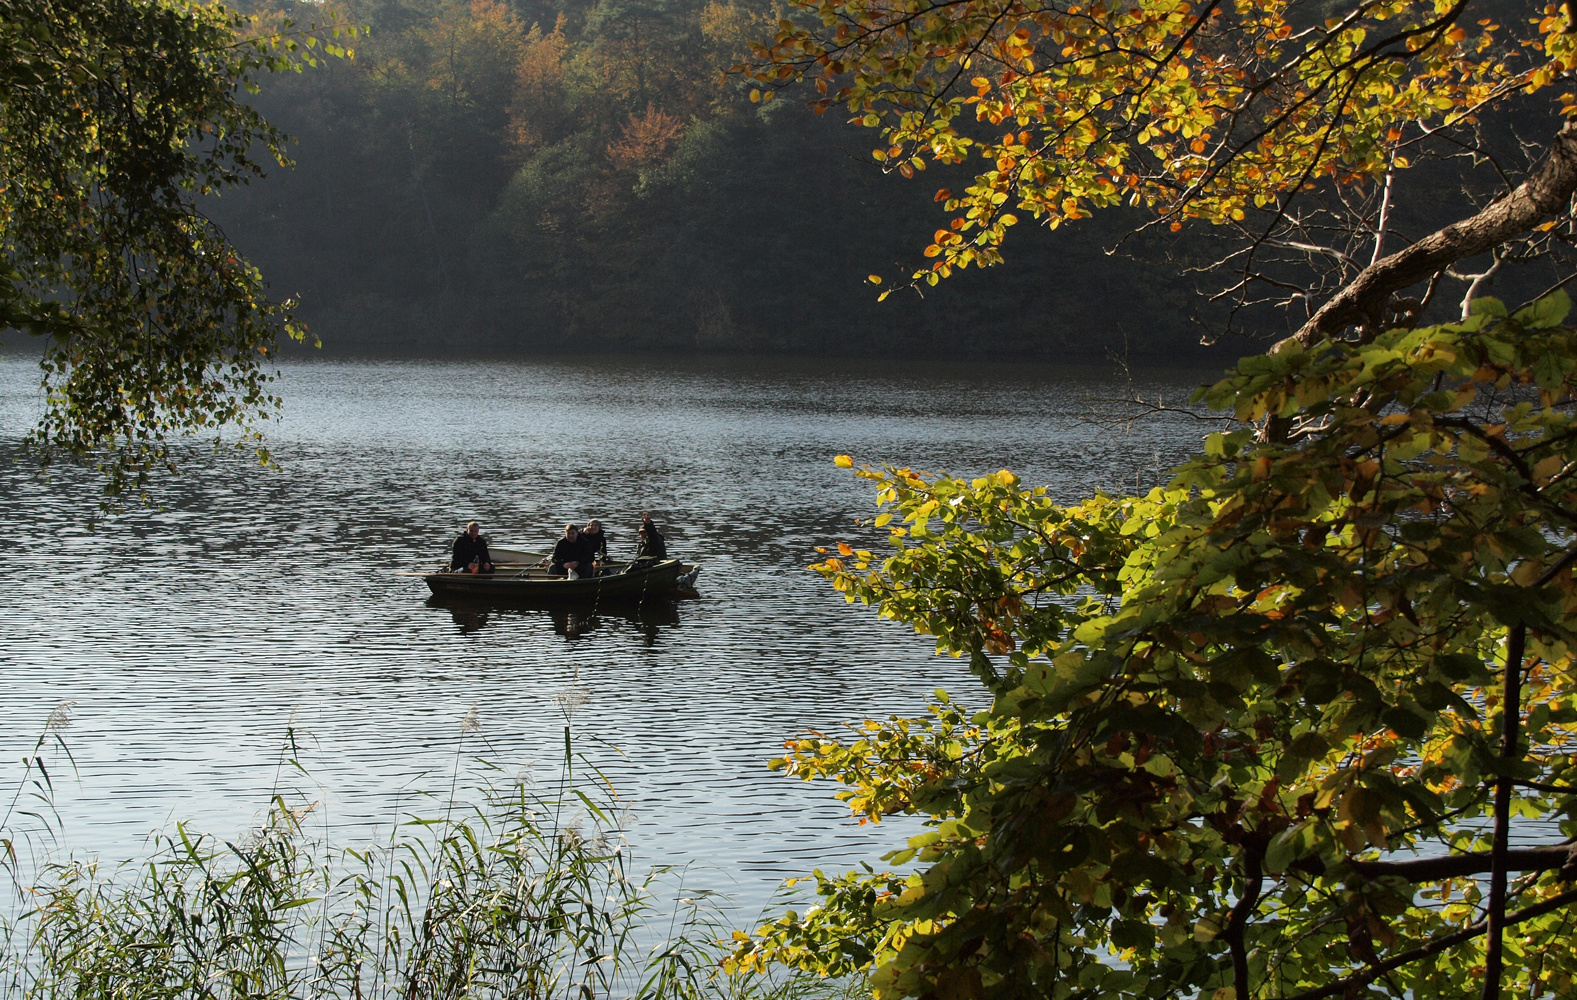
745 0 1577 289
0 0 353 496
729 295 1577 999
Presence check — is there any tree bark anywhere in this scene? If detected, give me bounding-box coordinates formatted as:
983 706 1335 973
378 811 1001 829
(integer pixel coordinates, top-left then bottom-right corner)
1348 844 1577 883
1272 121 1577 353
1481 622 1527 1000
1226 848 1264 1000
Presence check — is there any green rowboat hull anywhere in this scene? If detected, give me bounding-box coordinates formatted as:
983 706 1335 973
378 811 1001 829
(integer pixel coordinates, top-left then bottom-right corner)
423 558 696 603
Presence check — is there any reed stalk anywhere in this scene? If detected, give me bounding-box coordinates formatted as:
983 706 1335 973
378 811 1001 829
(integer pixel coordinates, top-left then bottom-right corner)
0 716 859 1000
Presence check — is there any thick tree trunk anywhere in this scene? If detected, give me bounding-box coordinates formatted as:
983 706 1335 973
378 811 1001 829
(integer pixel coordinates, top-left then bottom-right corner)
1271 120 1577 353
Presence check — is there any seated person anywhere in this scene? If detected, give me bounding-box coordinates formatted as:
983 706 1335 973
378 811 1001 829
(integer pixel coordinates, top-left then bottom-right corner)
580 519 609 570
550 524 587 578
636 520 666 560
451 521 495 574
633 520 665 561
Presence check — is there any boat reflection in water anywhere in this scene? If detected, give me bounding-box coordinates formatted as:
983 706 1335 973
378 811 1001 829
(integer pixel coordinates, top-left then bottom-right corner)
422 547 699 644
426 594 686 645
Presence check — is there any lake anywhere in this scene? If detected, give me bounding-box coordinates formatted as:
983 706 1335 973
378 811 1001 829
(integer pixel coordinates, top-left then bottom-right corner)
0 353 1219 914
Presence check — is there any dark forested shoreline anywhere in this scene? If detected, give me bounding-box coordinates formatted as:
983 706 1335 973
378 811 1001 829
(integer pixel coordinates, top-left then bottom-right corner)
211 0 1563 362
209 0 1232 361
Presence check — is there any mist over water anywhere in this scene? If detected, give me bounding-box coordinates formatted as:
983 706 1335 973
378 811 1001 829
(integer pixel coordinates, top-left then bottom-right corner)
0 354 1218 913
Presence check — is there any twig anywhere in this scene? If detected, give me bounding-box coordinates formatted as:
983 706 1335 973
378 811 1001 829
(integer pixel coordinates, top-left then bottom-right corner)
1274 886 1577 1000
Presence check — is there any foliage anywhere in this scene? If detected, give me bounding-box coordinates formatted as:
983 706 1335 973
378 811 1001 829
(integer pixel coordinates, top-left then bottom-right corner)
744 0 1577 309
0 0 354 497
0 727 859 999
728 294 1577 999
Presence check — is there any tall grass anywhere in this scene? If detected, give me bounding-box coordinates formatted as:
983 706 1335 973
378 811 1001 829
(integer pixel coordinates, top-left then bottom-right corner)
0 715 859 1000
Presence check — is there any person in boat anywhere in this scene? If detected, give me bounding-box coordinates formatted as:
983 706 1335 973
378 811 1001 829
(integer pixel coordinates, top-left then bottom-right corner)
636 513 666 560
451 521 495 574
580 518 609 569
551 524 589 578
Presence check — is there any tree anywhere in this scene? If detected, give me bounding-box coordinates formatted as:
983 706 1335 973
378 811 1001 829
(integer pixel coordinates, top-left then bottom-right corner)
724 0 1577 997
0 0 351 497
728 297 1577 999
743 0 1577 343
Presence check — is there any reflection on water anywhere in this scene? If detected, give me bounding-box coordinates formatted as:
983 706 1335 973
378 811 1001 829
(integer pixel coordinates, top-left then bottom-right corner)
429 596 684 644
0 353 1222 913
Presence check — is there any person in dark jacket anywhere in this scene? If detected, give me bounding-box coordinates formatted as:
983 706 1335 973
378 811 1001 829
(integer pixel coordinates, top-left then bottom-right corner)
451 521 495 573
550 524 588 578
636 512 666 560
580 519 608 569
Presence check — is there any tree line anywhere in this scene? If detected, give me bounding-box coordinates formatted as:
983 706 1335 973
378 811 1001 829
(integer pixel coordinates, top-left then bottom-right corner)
215 0 1225 358
215 0 1571 361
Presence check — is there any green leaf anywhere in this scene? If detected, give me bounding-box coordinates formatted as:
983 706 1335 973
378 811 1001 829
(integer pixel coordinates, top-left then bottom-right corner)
1286 732 1330 758
1510 289 1571 329
1468 296 1508 319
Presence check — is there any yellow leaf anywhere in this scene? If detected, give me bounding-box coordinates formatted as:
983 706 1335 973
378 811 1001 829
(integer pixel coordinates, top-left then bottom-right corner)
834 454 854 468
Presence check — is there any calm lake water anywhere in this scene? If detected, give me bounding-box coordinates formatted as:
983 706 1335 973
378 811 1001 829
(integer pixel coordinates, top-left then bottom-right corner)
0 353 1219 913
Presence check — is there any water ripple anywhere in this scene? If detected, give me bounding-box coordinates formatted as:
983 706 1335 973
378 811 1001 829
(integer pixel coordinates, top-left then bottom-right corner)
0 354 1217 911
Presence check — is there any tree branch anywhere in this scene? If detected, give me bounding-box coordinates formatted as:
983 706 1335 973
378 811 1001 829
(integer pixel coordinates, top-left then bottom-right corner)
1483 621 1528 1000
1227 847 1264 1000
1348 845 1577 882
1274 886 1577 1000
1515 779 1577 794
1274 121 1577 352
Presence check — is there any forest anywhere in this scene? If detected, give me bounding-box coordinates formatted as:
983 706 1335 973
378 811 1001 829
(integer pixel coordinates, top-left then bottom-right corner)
212 0 1229 359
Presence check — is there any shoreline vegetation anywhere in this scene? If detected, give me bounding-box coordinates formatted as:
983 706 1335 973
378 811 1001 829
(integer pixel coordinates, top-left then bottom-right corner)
0 714 862 1000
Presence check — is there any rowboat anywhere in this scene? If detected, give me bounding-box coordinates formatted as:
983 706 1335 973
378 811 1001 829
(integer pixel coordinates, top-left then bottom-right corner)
423 555 699 603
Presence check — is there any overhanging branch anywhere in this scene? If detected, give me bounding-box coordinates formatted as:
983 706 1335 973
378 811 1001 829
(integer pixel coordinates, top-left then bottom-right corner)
1272 120 1577 352
1348 845 1577 883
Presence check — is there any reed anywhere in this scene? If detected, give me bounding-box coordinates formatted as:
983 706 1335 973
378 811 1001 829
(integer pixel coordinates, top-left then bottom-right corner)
0 720 860 1000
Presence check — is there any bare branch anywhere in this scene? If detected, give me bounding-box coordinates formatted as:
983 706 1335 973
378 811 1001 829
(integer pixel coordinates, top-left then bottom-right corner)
1448 248 1503 320
1370 152 1396 266
1275 121 1577 352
